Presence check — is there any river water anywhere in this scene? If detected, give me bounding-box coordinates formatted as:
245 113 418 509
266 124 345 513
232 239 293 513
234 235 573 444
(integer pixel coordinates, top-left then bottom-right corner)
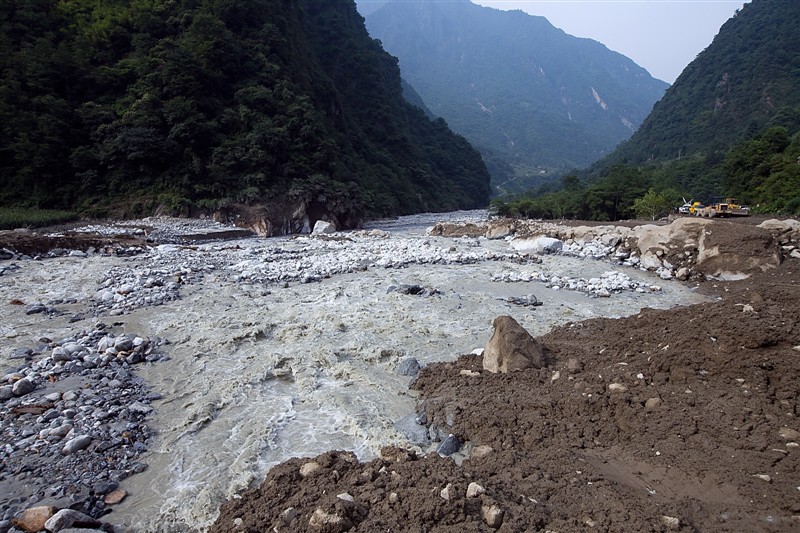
0 212 710 531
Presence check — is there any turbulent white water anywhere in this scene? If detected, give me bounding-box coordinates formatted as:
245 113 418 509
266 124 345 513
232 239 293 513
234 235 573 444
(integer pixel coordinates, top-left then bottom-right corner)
0 212 710 531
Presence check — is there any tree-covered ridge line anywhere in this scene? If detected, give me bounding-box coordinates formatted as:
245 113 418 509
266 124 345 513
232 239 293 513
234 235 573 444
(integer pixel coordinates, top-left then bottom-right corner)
496 0 800 220
0 0 491 224
493 125 800 220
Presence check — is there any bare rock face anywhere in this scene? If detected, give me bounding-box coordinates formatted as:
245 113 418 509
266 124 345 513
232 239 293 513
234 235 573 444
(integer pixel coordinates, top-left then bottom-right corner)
214 199 361 237
628 218 781 280
483 316 545 373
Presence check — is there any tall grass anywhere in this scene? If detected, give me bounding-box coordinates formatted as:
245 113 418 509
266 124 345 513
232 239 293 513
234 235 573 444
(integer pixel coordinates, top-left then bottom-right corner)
0 207 79 230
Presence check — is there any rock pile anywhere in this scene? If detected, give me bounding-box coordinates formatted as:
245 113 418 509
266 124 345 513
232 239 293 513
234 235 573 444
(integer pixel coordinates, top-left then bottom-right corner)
434 216 799 282
491 269 661 297
0 326 167 531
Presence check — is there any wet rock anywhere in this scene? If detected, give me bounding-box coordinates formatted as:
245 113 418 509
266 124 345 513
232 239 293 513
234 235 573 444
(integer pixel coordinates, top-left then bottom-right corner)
390 284 440 297
103 489 127 505
436 434 462 457
13 505 57 532
10 347 33 359
397 358 421 377
25 303 47 315
505 294 542 307
114 336 133 351
394 414 429 446
483 316 544 373
44 509 100 532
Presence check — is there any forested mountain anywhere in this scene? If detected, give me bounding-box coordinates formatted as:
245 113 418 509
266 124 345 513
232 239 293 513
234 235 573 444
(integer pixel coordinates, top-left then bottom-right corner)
602 0 799 169
579 0 800 211
0 0 490 229
360 0 669 193
493 0 800 220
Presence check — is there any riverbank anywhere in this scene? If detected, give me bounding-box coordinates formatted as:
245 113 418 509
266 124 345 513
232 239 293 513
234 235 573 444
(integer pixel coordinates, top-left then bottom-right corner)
1 213 798 532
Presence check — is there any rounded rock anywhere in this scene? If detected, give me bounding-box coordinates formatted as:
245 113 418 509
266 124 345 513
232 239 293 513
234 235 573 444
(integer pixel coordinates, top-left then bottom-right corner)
397 358 421 377
62 435 92 454
12 378 35 396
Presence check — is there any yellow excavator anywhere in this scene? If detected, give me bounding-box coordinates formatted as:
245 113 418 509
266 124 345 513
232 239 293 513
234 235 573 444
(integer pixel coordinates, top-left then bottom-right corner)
689 197 750 218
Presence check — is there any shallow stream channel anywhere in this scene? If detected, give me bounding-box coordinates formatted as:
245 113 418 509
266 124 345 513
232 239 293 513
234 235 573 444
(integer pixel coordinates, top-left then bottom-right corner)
0 211 710 531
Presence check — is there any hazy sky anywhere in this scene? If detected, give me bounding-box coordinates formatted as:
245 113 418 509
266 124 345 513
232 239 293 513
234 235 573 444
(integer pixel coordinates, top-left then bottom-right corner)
472 0 745 83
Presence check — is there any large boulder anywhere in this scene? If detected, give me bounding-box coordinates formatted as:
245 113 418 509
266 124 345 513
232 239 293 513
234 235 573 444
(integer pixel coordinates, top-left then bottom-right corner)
758 218 800 236
312 220 336 235
483 316 545 373
628 218 781 280
510 236 563 254
13 506 57 533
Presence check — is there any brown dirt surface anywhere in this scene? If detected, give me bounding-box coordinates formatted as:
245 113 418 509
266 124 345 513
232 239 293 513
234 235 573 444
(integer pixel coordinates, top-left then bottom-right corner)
0 229 146 256
211 219 800 533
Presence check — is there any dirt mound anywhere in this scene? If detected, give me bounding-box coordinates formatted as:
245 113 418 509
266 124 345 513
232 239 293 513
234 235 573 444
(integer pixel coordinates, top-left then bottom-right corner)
212 220 800 531
0 230 146 256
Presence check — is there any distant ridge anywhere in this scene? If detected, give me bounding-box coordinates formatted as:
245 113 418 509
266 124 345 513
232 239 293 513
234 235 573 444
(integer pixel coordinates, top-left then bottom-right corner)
361 0 669 192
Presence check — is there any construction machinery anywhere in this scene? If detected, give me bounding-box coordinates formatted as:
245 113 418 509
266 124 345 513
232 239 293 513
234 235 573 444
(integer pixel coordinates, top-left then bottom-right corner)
690 197 750 218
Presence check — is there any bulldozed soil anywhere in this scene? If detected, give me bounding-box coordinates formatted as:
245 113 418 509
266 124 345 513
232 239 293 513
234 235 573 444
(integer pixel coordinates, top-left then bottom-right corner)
212 218 800 533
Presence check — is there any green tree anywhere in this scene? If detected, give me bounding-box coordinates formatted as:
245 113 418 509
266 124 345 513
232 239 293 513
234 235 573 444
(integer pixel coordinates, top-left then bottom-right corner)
633 188 672 221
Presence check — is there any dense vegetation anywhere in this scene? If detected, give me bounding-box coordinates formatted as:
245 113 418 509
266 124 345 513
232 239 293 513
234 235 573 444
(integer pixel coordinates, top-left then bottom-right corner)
0 0 490 222
362 0 668 193
0 207 78 230
493 125 800 219
495 0 800 219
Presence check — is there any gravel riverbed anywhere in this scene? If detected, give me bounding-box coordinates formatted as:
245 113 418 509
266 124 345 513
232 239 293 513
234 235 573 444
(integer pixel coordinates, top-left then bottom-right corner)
0 211 711 532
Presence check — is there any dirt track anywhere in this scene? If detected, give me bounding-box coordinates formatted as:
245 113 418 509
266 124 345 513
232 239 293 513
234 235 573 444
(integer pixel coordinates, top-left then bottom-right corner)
211 218 800 533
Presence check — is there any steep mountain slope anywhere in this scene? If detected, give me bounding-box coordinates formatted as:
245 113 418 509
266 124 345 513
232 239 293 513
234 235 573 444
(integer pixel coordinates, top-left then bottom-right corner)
602 0 800 169
361 0 669 192
572 0 800 213
0 0 490 228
